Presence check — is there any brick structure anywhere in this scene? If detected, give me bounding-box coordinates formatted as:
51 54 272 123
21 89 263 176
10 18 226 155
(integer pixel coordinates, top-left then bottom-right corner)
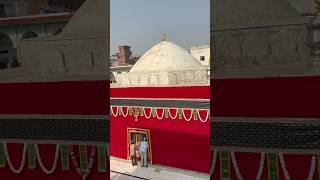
25 0 48 14
117 45 132 66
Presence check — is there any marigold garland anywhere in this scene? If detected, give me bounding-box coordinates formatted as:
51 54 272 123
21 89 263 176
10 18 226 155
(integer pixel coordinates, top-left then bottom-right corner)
110 105 210 122
69 145 96 180
0 143 107 177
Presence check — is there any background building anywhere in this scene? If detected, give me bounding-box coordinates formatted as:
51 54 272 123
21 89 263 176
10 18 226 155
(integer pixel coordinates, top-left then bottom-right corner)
116 45 139 66
190 45 210 67
0 13 71 69
0 0 29 17
0 0 85 70
191 45 210 78
110 45 140 83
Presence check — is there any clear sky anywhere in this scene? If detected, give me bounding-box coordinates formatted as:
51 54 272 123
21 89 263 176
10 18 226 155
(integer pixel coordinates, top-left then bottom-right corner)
111 0 210 56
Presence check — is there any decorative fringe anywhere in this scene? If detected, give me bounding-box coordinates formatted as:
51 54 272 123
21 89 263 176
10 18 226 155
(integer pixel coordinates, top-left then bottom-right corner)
164 108 169 118
210 150 218 175
60 144 69 170
134 107 139 117
70 145 97 180
307 156 316 180
129 107 134 116
98 146 107 172
178 109 183 119
111 106 210 122
118 106 122 115
0 143 107 175
231 152 265 180
27 144 36 169
279 153 290 180
35 144 59 174
0 143 5 167
79 145 88 170
267 153 279 180
5 143 27 174
220 151 230 180
193 109 198 120
317 154 320 179
152 108 157 117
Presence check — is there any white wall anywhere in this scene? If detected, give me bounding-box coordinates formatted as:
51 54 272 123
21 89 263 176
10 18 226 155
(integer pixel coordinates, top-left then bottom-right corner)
286 0 315 15
0 21 67 64
190 45 210 67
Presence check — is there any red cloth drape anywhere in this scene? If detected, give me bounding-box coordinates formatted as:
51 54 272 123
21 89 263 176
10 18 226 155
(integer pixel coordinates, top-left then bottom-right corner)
0 80 109 179
110 86 210 174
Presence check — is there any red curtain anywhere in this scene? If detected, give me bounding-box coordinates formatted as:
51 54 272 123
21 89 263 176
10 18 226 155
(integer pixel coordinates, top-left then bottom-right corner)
110 86 210 173
0 81 109 179
0 81 109 115
212 76 320 118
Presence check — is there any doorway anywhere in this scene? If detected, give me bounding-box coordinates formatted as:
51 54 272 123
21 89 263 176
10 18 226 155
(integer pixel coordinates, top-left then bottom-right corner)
127 128 152 164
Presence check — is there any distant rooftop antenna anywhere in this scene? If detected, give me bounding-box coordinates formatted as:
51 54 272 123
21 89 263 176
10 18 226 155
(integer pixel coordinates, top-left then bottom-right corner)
161 33 167 41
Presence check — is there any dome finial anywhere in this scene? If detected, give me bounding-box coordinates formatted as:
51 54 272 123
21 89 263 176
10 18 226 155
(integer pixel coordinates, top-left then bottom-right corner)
161 32 167 41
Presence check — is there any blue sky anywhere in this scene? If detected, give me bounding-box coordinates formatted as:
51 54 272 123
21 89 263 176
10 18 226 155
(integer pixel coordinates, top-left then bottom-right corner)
111 0 210 56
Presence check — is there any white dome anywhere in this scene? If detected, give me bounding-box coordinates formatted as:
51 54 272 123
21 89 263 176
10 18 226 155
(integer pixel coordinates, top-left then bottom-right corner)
130 40 204 73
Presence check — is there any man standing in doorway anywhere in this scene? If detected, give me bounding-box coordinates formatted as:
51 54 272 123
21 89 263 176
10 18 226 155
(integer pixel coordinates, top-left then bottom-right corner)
139 137 148 168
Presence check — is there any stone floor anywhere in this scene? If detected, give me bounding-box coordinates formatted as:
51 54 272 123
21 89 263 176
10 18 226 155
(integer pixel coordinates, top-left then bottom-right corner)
110 157 209 180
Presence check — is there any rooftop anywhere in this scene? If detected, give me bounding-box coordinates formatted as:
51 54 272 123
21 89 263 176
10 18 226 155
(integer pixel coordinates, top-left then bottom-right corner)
0 12 72 26
211 0 307 31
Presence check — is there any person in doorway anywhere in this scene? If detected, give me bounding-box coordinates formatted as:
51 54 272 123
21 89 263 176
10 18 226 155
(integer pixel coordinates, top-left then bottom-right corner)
135 142 141 166
139 138 149 168
130 141 137 166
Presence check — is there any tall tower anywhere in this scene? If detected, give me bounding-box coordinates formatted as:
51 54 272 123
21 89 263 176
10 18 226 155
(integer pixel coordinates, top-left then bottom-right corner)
117 46 132 66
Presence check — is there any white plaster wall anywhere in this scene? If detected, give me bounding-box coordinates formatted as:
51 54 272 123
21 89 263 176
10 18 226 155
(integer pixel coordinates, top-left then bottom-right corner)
21 37 108 78
286 0 315 15
190 45 210 67
116 69 208 87
212 24 312 78
0 23 67 47
0 22 68 64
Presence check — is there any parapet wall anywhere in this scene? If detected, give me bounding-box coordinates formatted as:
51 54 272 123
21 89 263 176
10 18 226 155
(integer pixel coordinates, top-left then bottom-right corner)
21 37 108 79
